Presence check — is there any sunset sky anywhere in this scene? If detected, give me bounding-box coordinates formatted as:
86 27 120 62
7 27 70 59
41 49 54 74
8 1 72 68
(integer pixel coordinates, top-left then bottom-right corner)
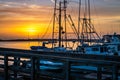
0 0 120 40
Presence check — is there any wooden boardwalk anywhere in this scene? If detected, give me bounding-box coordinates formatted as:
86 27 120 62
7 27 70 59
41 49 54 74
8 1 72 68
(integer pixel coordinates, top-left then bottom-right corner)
0 47 120 80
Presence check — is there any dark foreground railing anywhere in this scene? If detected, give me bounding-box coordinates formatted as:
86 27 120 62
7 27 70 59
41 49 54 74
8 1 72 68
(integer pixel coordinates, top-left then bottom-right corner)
0 47 120 80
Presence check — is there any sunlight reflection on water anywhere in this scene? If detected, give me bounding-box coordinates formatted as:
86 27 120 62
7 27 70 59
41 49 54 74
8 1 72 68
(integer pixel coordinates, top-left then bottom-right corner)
0 41 44 50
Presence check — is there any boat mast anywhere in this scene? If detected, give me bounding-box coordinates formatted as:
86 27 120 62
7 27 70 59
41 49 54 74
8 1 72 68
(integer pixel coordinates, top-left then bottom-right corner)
64 0 67 48
80 0 101 45
58 1 62 47
88 0 92 43
52 0 57 48
78 0 81 44
88 0 91 22
52 0 68 48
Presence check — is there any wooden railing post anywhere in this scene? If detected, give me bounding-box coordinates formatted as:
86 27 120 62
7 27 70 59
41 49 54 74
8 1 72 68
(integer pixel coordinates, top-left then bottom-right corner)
97 65 102 80
31 57 36 80
36 58 40 79
65 60 71 80
112 64 118 80
4 55 8 80
14 57 17 79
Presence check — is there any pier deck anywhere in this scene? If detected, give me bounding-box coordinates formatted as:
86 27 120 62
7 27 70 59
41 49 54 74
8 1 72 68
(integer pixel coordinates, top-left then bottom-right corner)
0 47 120 80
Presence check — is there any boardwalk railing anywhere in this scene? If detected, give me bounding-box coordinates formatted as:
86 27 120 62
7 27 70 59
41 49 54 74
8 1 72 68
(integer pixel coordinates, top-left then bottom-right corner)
0 47 120 80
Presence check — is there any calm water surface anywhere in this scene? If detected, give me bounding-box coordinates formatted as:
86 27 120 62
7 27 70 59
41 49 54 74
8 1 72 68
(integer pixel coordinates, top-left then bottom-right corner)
0 41 78 50
0 41 44 50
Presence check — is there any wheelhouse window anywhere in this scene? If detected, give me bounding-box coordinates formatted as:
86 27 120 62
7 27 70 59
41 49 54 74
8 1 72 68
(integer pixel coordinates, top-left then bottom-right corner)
118 45 120 51
92 48 99 51
100 47 107 52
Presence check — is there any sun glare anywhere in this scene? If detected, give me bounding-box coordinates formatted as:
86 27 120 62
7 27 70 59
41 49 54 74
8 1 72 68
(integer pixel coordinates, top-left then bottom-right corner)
26 27 38 35
28 28 36 33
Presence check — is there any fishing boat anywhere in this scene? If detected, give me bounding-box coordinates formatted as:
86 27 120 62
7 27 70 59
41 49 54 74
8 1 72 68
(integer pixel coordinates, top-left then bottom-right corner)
102 33 120 54
30 42 52 51
30 0 76 52
76 33 120 55
74 0 120 55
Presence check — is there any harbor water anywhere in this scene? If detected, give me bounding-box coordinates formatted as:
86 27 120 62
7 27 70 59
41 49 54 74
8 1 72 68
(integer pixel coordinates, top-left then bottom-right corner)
0 41 78 50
